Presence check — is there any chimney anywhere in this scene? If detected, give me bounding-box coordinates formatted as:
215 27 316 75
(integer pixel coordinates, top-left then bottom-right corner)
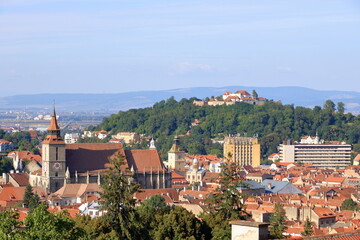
2 173 9 183
267 183 272 189
230 221 269 240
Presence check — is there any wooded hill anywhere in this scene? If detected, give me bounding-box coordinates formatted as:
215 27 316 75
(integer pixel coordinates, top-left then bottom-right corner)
94 97 360 160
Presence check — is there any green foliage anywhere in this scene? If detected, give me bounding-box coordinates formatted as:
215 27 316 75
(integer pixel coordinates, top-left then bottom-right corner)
100 152 143 239
337 102 345 114
252 89 258 98
95 97 360 158
0 156 14 174
152 206 207 240
202 161 249 239
203 211 231 240
269 202 287 239
23 204 86 240
341 198 359 210
0 210 22 239
74 215 117 240
301 217 313 237
207 161 248 220
23 184 41 211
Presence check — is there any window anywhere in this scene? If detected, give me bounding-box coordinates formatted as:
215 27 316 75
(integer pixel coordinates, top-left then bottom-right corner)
56 147 58 160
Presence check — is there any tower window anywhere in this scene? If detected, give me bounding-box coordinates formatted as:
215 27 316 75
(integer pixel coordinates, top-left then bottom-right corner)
55 172 58 177
56 147 58 160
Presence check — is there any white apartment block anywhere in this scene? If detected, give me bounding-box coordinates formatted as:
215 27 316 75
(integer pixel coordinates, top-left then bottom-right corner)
279 137 351 168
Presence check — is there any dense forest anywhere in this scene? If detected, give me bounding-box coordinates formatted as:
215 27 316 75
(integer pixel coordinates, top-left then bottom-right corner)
94 97 360 160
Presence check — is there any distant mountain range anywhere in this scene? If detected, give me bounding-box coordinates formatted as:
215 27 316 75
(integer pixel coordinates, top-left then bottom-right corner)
1 86 360 114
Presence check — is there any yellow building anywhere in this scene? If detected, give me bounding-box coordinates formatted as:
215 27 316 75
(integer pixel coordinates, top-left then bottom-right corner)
223 136 261 167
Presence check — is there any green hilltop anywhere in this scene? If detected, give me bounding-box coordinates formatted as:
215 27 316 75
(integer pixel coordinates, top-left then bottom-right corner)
94 97 360 160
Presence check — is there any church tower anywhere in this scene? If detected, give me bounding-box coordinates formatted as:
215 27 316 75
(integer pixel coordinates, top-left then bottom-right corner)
167 136 185 174
42 107 66 193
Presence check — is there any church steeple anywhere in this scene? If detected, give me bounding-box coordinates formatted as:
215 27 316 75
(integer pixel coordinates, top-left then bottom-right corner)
43 105 64 144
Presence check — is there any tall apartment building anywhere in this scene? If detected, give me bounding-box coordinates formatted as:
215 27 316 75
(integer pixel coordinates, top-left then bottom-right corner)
279 136 351 168
223 136 261 167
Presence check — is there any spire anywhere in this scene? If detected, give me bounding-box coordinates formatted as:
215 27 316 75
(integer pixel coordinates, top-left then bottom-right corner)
149 138 156 149
168 135 183 153
75 170 78 183
97 171 101 185
65 167 70 179
43 102 63 144
48 104 60 131
86 171 90 184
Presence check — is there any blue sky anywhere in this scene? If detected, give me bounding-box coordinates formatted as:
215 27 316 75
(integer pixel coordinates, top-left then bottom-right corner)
1 0 360 96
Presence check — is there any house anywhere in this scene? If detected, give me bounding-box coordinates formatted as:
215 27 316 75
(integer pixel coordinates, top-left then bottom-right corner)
0 140 14 152
237 180 265 196
268 153 280 162
261 180 302 194
64 133 80 144
79 200 106 218
49 183 102 206
0 186 26 207
186 159 208 184
133 188 179 204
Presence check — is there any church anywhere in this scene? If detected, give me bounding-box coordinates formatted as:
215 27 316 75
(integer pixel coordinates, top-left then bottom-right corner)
29 108 172 193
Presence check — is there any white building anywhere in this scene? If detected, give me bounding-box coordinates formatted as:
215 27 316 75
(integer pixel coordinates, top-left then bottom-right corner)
279 136 351 168
64 133 80 144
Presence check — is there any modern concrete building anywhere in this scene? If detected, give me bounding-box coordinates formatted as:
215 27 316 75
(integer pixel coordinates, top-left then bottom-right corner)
223 135 261 167
279 137 351 168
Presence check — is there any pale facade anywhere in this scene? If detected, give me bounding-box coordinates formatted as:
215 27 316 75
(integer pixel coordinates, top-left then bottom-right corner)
279 139 351 168
167 136 186 174
223 136 261 167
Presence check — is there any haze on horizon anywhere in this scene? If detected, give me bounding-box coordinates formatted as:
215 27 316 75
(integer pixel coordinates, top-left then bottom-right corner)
1 0 360 97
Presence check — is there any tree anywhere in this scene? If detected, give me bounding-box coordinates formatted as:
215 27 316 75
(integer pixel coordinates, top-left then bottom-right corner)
23 185 40 211
0 210 22 239
341 198 359 210
74 215 118 240
24 204 85 240
205 161 249 239
100 151 142 239
152 206 207 240
252 90 258 98
323 100 336 113
207 161 248 220
301 217 313 237
269 202 287 239
337 102 345 114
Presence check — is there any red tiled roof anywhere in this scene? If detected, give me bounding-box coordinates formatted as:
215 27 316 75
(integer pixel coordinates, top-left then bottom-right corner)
0 187 26 206
8 151 42 162
313 207 335 218
235 90 251 95
134 188 179 203
124 149 164 173
9 173 29 186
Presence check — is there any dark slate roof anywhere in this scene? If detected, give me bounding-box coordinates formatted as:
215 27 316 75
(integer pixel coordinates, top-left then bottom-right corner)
237 180 265 190
65 143 124 173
